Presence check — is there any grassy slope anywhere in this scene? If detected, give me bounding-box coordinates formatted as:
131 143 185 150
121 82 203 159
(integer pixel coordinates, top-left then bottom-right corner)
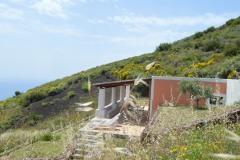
0 16 240 159
0 16 240 133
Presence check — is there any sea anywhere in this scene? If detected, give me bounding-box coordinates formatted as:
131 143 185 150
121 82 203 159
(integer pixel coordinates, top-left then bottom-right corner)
0 80 44 101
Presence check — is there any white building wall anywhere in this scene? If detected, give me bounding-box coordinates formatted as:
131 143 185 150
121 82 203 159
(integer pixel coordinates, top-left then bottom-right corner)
226 80 240 106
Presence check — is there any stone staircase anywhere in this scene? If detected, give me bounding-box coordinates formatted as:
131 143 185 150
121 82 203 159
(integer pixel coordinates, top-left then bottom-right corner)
73 130 105 159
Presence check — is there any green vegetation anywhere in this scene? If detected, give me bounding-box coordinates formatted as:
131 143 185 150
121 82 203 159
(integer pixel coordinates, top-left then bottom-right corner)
39 132 59 141
26 113 42 125
2 17 240 127
155 43 172 52
19 91 48 107
67 91 75 99
179 79 212 107
0 110 92 158
48 87 63 96
41 102 48 107
0 16 240 159
95 105 240 160
82 82 89 92
14 91 21 96
193 31 204 39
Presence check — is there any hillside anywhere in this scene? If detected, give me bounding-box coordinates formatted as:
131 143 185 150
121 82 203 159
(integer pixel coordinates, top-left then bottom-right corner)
1 16 240 134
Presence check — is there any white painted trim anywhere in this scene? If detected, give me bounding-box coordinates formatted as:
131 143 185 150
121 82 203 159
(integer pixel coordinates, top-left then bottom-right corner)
104 103 112 109
111 87 117 104
151 76 228 83
98 88 105 110
149 77 155 119
119 86 125 103
125 85 131 100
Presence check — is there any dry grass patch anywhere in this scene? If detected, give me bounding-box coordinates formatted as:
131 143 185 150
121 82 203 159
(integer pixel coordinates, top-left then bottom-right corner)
4 141 64 158
150 105 240 134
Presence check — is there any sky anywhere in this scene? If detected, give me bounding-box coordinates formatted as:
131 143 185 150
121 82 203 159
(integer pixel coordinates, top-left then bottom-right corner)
0 0 240 100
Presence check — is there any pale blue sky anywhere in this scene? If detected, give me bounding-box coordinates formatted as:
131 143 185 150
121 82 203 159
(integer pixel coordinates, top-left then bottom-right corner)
0 0 240 100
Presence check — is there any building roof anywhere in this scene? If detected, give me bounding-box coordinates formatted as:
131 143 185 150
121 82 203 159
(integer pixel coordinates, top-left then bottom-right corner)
93 78 152 88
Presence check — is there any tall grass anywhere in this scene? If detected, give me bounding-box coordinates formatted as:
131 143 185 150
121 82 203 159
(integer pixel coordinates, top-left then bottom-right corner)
86 105 240 160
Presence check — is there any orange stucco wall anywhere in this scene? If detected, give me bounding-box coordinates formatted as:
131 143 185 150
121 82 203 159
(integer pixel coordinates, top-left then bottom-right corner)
152 79 227 114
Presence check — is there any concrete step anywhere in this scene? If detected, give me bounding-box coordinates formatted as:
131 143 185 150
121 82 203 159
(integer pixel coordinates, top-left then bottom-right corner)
76 142 104 148
79 130 103 136
75 148 91 154
73 152 96 159
78 132 104 140
77 138 101 144
73 153 83 158
75 130 105 159
73 153 92 160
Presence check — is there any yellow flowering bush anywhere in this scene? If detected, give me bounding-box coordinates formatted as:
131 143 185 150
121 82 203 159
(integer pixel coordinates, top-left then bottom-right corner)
227 70 238 79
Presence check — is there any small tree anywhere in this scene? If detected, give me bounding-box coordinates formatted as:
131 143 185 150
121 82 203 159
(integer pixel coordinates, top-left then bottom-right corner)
15 91 21 96
179 79 212 108
155 43 172 52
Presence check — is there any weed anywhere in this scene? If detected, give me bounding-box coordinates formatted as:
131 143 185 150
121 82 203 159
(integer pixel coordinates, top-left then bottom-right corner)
67 91 75 99
82 82 88 92
41 102 48 107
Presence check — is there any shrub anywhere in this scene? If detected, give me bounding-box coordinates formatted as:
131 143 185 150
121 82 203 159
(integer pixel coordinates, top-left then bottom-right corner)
226 17 240 26
26 113 42 125
0 147 4 153
179 79 212 107
15 91 21 96
27 113 42 122
0 122 10 131
28 91 47 102
224 46 240 56
50 101 55 105
232 17 240 25
40 132 53 141
41 102 48 107
82 82 88 92
227 70 238 79
203 39 221 51
155 43 172 52
20 91 48 107
9 114 20 126
19 98 31 107
67 80 73 85
193 32 203 39
48 87 63 96
235 39 240 46
226 19 235 26
194 41 203 49
74 78 80 84
133 83 149 97
67 91 75 99
204 26 216 34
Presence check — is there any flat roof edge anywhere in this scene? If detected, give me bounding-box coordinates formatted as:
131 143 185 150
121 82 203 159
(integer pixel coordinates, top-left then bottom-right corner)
93 78 152 88
151 76 229 83
94 76 239 88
